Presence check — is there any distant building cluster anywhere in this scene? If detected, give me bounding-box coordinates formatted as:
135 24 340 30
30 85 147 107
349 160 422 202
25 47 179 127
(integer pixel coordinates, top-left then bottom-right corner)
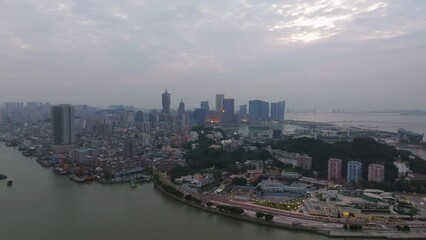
327 158 385 185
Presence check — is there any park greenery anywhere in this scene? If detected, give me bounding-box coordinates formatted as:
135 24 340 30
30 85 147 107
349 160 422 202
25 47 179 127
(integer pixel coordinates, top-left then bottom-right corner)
216 205 245 215
233 177 248 186
176 126 426 192
255 212 274 221
154 175 184 198
184 194 202 204
344 224 363 231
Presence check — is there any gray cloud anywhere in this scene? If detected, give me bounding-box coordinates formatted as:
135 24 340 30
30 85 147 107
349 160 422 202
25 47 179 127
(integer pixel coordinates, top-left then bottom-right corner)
0 0 425 110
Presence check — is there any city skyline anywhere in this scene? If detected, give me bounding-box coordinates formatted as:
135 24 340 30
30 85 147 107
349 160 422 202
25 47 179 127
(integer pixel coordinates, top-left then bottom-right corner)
0 1 426 110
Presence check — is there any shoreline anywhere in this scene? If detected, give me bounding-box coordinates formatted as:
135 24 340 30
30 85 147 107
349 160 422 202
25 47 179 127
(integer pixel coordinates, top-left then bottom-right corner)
153 180 426 239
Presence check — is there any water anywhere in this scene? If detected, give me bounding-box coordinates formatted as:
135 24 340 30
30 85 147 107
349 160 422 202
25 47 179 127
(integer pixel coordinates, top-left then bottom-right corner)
286 112 426 159
0 145 335 240
286 112 426 140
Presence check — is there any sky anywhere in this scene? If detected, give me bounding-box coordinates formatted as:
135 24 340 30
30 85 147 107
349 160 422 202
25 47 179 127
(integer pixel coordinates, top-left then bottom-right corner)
0 0 425 111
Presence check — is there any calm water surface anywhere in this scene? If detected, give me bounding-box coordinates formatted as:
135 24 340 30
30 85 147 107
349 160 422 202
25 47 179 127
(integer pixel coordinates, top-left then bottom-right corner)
287 112 426 159
0 145 340 240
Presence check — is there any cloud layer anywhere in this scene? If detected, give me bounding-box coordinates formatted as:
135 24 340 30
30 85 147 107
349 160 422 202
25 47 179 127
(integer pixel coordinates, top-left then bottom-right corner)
0 0 425 110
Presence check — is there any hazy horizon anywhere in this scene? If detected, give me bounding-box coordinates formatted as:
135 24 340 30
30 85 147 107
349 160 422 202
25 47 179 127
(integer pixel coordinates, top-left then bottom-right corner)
1 0 425 110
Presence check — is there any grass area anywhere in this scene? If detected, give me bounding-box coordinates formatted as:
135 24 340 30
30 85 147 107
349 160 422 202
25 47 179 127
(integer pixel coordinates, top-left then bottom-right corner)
252 198 304 211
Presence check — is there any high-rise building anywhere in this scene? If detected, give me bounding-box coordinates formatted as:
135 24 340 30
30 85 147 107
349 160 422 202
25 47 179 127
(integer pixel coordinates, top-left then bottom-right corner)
124 138 137 159
200 101 209 111
328 158 342 182
222 98 235 126
271 102 277 120
193 108 206 126
134 111 144 123
249 100 269 123
51 105 75 145
270 101 286 121
178 99 185 116
215 94 225 111
347 161 362 185
277 101 286 121
368 164 385 182
162 89 171 114
239 105 247 115
149 110 159 127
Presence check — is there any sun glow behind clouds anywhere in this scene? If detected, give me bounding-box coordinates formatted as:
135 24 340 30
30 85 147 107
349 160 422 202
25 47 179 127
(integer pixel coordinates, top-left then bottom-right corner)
267 0 390 43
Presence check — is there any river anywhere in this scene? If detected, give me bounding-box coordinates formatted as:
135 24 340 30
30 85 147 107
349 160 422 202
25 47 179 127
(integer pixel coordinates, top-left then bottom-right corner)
0 145 343 240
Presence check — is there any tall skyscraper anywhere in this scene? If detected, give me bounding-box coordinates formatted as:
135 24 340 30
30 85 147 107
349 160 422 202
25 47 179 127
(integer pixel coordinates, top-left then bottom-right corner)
215 94 225 111
51 105 75 145
193 108 206 126
271 101 286 121
368 164 385 182
134 111 144 123
239 105 247 115
270 102 277 120
347 161 362 185
249 100 269 123
222 98 235 126
200 101 209 111
124 138 137 159
328 158 342 182
178 99 185 116
162 89 171 114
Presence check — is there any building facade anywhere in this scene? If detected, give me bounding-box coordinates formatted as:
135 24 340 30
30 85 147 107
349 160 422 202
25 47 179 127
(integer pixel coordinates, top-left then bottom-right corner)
200 101 209 111
177 99 185 116
368 164 385 182
192 108 206 126
215 94 224 111
51 104 75 145
328 158 342 182
249 100 269 123
222 98 235 126
347 161 362 185
162 89 171 114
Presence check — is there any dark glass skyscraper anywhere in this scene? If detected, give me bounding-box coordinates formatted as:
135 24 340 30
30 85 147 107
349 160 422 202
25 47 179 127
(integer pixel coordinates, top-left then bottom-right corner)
51 104 75 145
134 111 144 123
249 100 269 123
222 98 235 125
193 108 206 126
239 105 247 115
215 94 224 111
277 101 286 121
162 89 171 114
270 101 286 121
178 99 185 116
200 101 209 111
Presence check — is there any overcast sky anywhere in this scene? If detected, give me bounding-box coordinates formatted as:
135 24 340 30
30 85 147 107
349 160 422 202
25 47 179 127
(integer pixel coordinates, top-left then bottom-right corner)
0 0 425 110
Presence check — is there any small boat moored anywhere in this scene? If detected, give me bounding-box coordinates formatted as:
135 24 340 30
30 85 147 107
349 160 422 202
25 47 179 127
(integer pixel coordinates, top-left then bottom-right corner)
7 179 13 186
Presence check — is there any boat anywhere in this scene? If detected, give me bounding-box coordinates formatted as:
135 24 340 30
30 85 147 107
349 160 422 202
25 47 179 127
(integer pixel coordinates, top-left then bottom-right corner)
0 174 7 180
53 167 68 175
7 179 13 186
69 175 86 183
5 141 18 147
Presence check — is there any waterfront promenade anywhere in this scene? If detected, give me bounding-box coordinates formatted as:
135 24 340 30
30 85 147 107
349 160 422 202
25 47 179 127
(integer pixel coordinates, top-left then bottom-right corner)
155 173 426 239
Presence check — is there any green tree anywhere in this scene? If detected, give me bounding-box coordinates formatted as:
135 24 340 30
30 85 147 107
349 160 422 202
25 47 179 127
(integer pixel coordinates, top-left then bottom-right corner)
264 214 274 221
233 177 248 186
